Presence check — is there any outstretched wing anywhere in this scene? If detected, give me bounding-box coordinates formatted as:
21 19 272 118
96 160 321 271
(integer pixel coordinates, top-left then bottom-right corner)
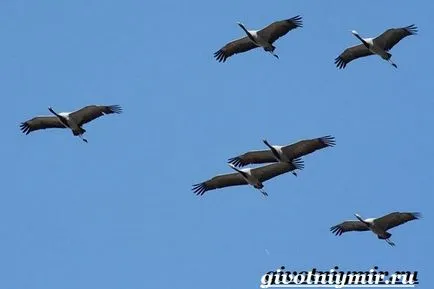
214 37 259 63
373 25 418 51
252 159 304 182
20 116 65 134
330 220 369 236
69 105 122 126
228 136 335 167
228 150 275 168
374 212 421 231
257 15 303 44
335 44 373 69
192 172 247 196
281 135 335 160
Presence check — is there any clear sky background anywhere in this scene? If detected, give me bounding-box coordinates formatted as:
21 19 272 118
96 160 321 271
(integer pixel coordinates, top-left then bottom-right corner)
0 0 432 288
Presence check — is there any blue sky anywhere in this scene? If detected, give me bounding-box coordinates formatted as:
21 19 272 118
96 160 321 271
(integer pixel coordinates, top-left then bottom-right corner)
1 0 432 288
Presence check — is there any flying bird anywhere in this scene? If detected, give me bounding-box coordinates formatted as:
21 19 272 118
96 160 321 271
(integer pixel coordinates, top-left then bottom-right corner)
192 159 304 197
335 24 417 69
330 212 421 246
214 15 303 62
20 105 123 143
228 135 335 169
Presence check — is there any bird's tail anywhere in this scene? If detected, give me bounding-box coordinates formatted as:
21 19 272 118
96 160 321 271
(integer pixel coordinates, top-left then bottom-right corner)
73 127 86 136
264 45 276 52
378 232 392 239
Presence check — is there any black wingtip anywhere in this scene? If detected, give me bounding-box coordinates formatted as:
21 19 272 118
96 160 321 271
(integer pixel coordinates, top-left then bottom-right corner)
289 15 303 28
321 135 336 147
334 56 347 69
214 50 227 63
291 157 304 170
108 105 123 114
405 24 418 35
19 122 30 135
227 157 244 168
330 225 343 236
192 183 207 196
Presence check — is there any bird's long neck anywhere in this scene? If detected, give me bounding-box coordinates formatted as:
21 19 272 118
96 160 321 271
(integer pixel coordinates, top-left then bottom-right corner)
354 34 370 48
229 165 242 174
229 165 249 179
48 107 60 117
263 140 281 160
356 215 370 226
263 140 273 149
238 23 256 43
49 108 69 126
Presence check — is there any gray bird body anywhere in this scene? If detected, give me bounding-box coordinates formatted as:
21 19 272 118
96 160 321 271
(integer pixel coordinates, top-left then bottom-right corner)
335 25 417 69
228 135 335 168
214 16 303 62
331 212 421 246
192 159 304 197
20 105 123 143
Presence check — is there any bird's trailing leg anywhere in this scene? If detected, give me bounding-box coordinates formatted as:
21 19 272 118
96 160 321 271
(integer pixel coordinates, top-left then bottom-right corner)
269 51 279 59
388 59 397 68
78 134 88 143
259 189 268 197
264 47 279 59
385 239 395 246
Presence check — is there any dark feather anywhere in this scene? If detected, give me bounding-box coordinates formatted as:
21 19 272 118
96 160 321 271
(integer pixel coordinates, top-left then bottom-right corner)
330 221 369 236
374 25 418 51
228 136 335 167
375 212 421 231
335 44 373 69
19 116 65 134
257 15 303 44
214 37 258 63
70 105 122 126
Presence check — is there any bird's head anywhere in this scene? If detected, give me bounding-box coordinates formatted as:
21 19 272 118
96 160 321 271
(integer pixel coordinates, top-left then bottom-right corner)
48 106 53 110
354 213 363 221
351 30 359 36
262 139 269 145
236 22 244 28
228 163 248 173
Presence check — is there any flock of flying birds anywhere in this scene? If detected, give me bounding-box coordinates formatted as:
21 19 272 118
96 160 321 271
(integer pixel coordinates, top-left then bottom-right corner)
19 15 421 246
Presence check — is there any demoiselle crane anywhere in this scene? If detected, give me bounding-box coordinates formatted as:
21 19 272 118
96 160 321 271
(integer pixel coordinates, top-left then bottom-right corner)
335 24 417 69
20 104 122 143
228 135 335 169
192 159 304 197
214 15 303 62
330 212 421 246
